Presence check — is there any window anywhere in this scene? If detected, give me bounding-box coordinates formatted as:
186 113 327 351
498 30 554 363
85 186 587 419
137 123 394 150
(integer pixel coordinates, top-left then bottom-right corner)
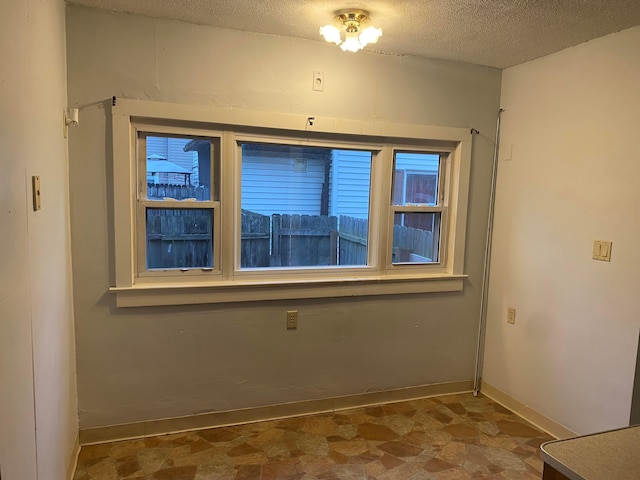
137 134 220 275
110 100 471 306
392 152 443 264
239 142 372 269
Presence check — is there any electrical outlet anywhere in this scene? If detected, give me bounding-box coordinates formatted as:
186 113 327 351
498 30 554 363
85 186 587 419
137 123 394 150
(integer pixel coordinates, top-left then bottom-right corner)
507 307 516 325
313 71 324 91
287 310 298 329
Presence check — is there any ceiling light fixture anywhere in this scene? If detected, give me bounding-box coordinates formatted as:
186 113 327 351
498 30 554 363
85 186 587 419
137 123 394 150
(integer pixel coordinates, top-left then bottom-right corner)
320 9 382 53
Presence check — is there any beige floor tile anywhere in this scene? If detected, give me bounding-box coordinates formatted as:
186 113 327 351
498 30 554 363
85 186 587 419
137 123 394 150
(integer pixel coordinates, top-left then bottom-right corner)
74 394 552 480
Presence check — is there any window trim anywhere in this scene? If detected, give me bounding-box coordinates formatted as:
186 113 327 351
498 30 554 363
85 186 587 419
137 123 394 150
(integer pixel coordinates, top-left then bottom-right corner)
390 150 448 266
233 134 382 272
136 131 221 279
110 98 472 307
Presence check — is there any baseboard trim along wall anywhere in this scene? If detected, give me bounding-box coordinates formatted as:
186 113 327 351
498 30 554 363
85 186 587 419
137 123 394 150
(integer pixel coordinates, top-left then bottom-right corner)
80 380 473 445
67 433 81 480
480 381 577 440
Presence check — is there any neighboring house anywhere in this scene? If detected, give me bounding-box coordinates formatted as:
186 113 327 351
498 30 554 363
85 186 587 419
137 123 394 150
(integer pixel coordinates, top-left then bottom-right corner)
146 154 192 186
146 140 439 220
241 148 439 219
241 147 375 218
146 136 200 186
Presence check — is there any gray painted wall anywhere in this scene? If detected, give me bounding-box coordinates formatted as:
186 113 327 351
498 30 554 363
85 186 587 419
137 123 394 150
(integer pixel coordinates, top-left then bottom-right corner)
1 0 78 478
66 5 501 429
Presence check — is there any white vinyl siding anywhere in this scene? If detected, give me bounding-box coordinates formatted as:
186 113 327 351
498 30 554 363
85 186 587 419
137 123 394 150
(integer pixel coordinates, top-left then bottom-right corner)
146 136 168 158
330 150 371 218
395 152 439 172
241 156 325 216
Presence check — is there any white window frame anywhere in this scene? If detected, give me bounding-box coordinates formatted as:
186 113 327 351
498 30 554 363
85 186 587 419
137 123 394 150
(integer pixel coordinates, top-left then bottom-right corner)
391 151 447 264
110 99 471 307
136 129 222 281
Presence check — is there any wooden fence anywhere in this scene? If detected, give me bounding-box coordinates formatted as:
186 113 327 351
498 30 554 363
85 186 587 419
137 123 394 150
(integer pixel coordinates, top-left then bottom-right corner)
146 204 435 269
392 224 434 262
238 213 434 267
145 184 212 268
271 214 338 267
146 209 213 269
147 183 210 201
335 216 434 264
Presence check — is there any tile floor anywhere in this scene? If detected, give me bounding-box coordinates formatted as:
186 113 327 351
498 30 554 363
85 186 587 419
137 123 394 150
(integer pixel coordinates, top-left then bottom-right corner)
73 393 552 480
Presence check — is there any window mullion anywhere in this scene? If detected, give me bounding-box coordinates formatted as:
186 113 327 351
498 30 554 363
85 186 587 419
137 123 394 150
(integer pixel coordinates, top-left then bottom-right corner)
366 146 387 269
437 153 446 205
374 145 392 270
136 134 147 277
221 131 236 281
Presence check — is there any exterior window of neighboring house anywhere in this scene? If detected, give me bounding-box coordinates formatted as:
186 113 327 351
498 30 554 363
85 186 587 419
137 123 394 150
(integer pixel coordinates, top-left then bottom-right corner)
392 152 442 263
110 99 471 306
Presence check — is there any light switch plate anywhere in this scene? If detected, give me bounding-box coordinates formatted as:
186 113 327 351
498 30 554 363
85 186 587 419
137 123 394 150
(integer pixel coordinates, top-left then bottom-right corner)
32 176 41 211
593 240 612 262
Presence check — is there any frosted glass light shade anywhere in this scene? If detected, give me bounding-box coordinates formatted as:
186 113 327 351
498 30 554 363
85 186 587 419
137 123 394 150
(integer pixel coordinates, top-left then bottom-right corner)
319 24 342 45
359 26 382 45
340 32 363 52
320 10 381 52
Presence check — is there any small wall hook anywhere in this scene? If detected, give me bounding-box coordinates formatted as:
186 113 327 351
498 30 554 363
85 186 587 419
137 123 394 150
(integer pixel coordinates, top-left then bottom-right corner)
65 108 79 127
63 108 79 138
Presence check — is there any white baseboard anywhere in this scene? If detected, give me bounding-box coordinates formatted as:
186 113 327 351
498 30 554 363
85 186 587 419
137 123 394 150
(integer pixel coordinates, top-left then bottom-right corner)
80 380 473 445
480 381 576 439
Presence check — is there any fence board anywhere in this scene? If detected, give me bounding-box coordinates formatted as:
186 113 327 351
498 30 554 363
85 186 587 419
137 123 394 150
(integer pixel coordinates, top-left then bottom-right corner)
241 210 271 267
338 215 368 266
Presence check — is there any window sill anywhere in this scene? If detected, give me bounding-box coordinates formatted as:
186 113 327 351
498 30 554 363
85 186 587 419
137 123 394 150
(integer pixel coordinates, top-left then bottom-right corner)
109 274 467 307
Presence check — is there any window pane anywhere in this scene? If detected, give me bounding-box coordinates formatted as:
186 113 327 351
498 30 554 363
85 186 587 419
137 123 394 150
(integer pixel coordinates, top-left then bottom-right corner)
392 213 440 264
145 136 212 201
393 152 439 206
146 208 213 269
240 143 371 268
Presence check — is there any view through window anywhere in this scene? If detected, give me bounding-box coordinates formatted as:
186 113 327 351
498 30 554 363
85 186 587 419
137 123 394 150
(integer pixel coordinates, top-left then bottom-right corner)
140 135 218 270
239 143 372 269
392 152 441 264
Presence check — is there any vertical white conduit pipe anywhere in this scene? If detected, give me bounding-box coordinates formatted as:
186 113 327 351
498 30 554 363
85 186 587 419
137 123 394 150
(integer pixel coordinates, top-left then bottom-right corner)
473 108 505 396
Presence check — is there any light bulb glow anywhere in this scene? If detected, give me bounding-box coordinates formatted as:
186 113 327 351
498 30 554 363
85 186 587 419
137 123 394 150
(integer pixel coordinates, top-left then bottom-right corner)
340 32 363 52
319 24 342 45
320 10 381 52
359 26 382 45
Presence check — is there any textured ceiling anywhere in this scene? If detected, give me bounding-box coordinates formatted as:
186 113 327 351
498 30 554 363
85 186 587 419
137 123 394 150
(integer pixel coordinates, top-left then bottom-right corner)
66 0 640 68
